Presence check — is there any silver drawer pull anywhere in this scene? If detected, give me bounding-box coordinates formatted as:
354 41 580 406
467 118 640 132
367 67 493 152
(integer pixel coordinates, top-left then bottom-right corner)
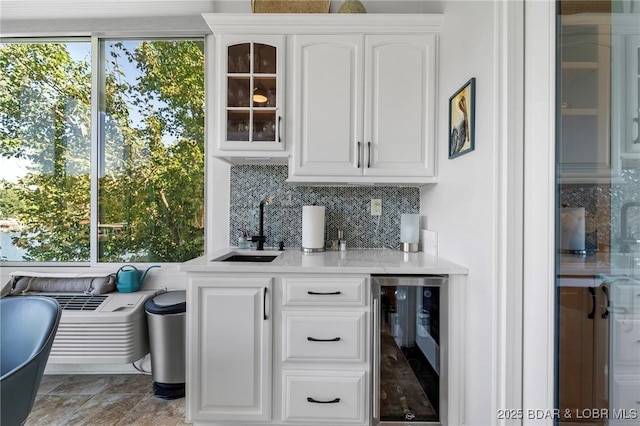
307 336 341 342
307 290 342 295
307 397 340 404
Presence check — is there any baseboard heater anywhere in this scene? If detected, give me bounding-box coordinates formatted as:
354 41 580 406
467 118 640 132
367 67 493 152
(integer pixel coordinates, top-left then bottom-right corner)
6 285 155 364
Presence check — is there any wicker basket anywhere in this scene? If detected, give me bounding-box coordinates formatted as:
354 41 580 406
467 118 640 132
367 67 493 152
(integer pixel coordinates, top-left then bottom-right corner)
251 0 330 13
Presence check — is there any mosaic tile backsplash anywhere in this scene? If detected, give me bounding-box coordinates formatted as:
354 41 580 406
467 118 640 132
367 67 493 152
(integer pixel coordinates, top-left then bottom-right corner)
560 168 640 252
229 165 420 249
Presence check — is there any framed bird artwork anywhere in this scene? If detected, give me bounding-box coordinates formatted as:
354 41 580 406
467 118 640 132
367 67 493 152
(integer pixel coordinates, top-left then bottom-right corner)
448 78 475 159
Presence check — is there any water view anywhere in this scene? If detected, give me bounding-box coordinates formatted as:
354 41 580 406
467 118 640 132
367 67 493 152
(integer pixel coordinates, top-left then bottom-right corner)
0 231 27 261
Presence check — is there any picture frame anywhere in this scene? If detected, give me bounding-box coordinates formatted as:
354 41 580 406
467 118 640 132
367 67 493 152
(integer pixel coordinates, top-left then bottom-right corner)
448 77 475 159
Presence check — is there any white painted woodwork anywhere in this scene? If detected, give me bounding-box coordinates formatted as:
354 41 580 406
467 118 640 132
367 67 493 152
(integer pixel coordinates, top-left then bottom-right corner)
522 1 556 422
201 14 442 182
623 35 640 157
608 277 640 421
611 318 640 364
610 378 640 425
559 14 619 183
279 275 370 426
616 30 640 161
282 277 366 306
187 276 272 422
214 34 286 157
282 311 365 362
363 34 436 178
290 32 437 184
184 268 466 426
281 370 366 424
291 35 364 177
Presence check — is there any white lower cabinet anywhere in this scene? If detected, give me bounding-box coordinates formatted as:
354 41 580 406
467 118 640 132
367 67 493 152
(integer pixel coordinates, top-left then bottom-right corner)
186 276 272 423
609 278 640 425
282 311 365 362
282 370 366 424
278 276 370 426
187 274 370 426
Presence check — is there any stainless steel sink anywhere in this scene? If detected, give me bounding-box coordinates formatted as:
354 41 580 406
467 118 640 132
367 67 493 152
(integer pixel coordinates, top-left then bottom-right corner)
211 250 282 263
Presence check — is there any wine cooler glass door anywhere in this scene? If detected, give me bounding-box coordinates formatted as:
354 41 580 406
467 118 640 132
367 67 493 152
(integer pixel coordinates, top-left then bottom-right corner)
372 276 445 425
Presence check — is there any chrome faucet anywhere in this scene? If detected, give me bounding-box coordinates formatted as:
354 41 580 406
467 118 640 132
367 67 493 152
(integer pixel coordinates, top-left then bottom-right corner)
620 201 640 252
251 198 271 251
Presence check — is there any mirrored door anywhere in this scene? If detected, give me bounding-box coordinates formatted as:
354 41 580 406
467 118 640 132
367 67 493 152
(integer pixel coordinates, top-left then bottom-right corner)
556 2 640 424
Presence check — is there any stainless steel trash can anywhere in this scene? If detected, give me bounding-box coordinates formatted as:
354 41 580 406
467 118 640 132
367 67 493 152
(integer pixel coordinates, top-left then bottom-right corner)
145 290 186 400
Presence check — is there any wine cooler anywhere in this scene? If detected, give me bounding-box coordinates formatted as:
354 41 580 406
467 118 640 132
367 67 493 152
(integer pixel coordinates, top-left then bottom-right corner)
371 275 446 425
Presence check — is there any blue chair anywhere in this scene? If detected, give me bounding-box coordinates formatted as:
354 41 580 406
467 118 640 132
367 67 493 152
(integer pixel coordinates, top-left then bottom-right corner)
1 297 61 426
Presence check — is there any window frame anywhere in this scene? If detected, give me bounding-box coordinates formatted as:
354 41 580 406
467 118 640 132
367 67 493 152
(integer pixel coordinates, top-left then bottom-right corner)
0 33 207 267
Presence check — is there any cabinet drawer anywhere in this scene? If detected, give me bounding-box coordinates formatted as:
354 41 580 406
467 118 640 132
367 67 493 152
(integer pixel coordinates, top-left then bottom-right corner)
611 378 640 420
612 318 640 365
283 277 366 306
611 281 640 314
282 370 366 424
283 312 365 362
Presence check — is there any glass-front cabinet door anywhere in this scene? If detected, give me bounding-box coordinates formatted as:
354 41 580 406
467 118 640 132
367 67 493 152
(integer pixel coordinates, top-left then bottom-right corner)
218 35 284 151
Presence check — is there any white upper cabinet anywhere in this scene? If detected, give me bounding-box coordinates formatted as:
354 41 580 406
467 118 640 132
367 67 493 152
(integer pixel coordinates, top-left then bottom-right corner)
289 30 438 185
612 13 640 165
363 34 436 178
559 14 619 183
290 34 365 177
202 14 441 182
212 34 286 161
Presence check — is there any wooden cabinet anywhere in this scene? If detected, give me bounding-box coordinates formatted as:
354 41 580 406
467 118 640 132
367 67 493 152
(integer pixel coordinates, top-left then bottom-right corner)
557 283 609 423
186 275 272 423
559 15 619 183
289 32 437 185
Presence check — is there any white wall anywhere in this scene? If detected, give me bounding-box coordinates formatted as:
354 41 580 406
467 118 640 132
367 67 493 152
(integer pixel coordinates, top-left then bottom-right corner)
421 1 498 424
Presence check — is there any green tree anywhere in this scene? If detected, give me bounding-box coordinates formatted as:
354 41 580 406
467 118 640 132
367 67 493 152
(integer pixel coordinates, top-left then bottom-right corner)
0 43 91 261
0 180 26 219
0 40 205 262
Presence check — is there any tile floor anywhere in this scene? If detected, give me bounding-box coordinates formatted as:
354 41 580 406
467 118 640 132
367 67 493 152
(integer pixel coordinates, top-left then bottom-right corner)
26 374 188 426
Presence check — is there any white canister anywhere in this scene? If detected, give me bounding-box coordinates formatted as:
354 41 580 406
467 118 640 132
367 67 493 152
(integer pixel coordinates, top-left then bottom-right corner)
301 205 326 252
400 213 420 252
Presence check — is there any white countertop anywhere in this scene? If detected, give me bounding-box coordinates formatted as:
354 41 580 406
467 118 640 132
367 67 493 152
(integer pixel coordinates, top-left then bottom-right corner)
558 252 640 286
559 252 613 277
180 248 468 275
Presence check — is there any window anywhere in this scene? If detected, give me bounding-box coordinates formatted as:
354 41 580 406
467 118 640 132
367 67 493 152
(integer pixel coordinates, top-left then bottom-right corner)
0 38 205 263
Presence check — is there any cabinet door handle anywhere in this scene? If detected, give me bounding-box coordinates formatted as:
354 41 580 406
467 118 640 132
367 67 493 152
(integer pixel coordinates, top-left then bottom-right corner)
367 141 371 168
278 116 282 143
588 286 596 319
307 397 341 404
307 336 341 342
601 286 610 319
372 295 380 419
307 290 341 295
263 287 268 320
357 141 361 168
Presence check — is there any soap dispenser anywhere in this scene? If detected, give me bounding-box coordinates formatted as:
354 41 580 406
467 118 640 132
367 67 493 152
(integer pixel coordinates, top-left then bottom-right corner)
338 229 347 251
